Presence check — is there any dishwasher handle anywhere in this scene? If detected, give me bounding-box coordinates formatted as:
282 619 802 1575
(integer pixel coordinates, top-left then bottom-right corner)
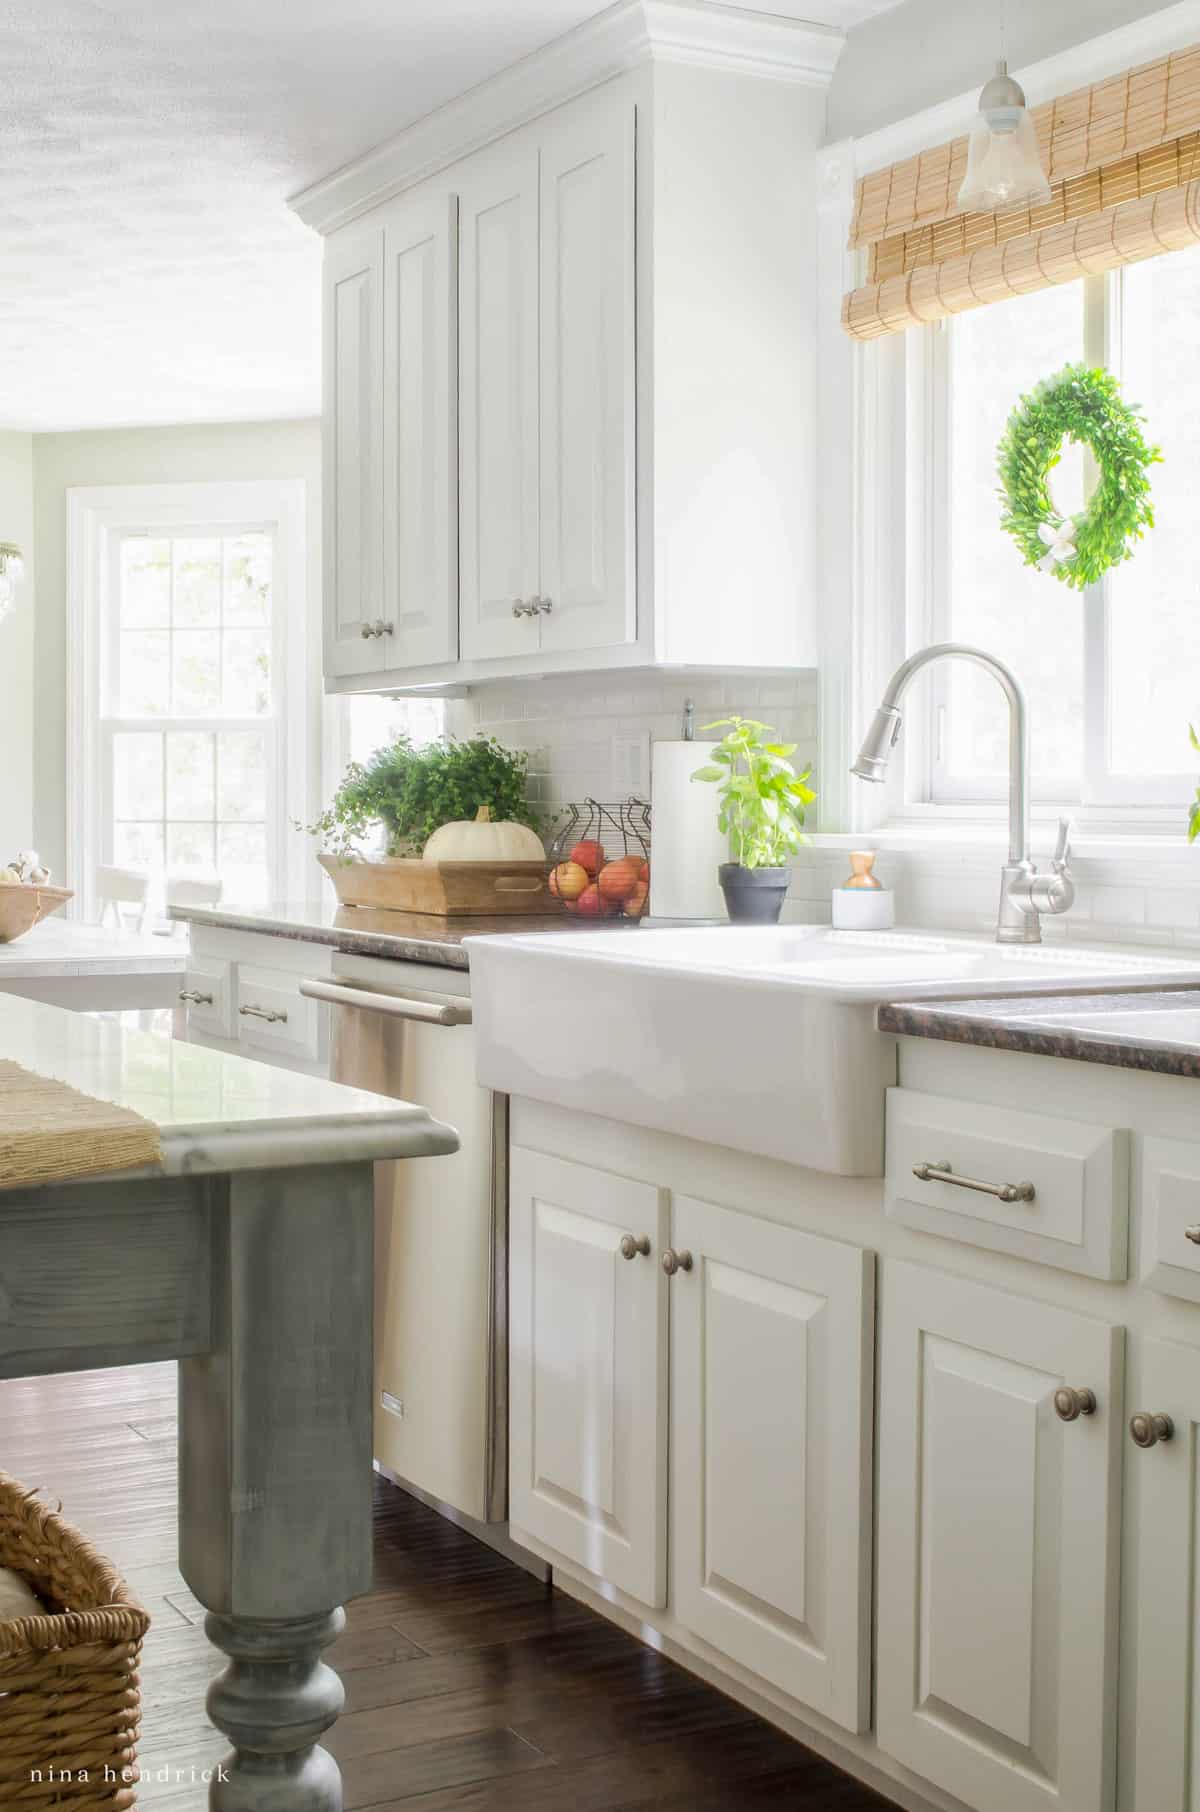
299 977 472 1027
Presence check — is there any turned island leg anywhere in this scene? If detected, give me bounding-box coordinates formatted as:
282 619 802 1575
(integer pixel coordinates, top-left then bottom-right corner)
178 1163 375 1810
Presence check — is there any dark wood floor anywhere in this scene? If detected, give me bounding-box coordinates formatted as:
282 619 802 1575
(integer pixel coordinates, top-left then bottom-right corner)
1 1362 896 1809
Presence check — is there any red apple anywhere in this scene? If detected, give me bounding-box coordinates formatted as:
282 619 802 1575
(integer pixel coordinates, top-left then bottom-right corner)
597 855 643 904
576 882 617 918
569 839 605 877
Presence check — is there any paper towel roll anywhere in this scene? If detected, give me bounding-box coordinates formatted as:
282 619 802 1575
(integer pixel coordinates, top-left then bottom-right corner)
650 740 728 921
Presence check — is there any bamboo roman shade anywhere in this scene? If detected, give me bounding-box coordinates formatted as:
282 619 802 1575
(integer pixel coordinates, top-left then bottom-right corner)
843 45 1200 341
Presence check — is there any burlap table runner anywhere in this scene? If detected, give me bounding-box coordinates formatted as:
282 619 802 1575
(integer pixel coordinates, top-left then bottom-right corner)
0 1060 163 1189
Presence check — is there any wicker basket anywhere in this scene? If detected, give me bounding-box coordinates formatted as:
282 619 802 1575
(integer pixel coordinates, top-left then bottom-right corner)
0 1476 149 1808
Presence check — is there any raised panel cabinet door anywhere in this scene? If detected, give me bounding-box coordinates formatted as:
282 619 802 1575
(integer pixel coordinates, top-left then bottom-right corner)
537 95 636 655
458 143 541 661
877 1260 1123 1812
1127 1335 1200 1812
380 190 458 670
508 1146 668 1606
669 1196 874 1734
323 221 385 679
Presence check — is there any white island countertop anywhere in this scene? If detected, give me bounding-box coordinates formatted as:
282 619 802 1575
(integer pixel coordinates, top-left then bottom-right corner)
0 918 187 978
0 993 459 1177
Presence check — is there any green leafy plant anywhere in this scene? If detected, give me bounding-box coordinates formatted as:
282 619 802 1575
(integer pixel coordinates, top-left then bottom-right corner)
691 717 816 869
307 735 541 858
998 363 1161 590
1189 725 1200 844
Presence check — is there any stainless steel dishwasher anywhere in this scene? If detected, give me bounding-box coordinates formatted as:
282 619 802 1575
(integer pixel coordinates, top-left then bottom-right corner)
300 951 507 1529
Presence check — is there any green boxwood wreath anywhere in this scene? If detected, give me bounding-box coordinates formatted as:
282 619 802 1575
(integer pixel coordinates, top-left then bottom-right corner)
997 362 1160 591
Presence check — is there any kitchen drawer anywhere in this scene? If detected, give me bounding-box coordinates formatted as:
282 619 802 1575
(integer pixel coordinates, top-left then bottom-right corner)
886 1087 1129 1280
1140 1138 1200 1302
177 956 233 1039
235 964 325 1066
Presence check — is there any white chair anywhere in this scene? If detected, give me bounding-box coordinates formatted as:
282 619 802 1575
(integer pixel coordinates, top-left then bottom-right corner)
95 866 150 933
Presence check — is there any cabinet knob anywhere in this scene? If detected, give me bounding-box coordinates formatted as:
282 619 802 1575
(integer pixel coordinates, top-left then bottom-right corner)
1130 1411 1174 1449
1054 1385 1097 1422
619 1234 651 1261
511 598 530 619
1185 1226 1200 1245
378 619 394 636
360 623 373 639
179 988 214 1007
533 595 553 615
661 1247 693 1277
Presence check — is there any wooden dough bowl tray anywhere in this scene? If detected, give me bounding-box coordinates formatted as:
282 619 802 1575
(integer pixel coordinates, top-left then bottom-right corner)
319 852 551 917
0 882 73 943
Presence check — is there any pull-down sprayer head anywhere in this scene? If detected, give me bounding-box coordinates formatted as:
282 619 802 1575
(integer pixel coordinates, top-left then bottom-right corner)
850 706 903 783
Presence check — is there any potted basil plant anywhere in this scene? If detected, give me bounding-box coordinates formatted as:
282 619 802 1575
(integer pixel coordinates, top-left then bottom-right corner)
691 717 816 925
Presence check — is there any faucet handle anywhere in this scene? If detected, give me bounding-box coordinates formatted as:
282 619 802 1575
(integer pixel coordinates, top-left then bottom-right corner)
1052 816 1074 875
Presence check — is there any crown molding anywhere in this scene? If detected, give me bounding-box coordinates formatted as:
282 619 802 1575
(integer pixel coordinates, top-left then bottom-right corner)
289 0 845 236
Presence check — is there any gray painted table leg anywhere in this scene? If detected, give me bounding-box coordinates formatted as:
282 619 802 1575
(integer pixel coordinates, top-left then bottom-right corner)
177 1163 375 1810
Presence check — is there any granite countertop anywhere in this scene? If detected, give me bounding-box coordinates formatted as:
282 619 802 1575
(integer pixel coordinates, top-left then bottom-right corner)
878 988 1200 1080
168 898 655 970
0 994 458 1177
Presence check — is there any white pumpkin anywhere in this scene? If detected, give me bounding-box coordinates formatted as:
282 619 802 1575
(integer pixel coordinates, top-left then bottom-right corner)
422 806 545 864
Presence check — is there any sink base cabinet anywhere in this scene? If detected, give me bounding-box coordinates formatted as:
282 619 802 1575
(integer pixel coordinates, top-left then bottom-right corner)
508 1143 875 1737
508 1148 669 1606
670 1193 873 1735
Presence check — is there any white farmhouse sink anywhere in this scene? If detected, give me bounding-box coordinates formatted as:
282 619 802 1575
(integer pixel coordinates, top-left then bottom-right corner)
468 925 1200 1176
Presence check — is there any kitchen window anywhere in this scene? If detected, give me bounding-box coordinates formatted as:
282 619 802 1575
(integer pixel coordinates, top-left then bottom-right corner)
104 527 280 904
908 249 1200 822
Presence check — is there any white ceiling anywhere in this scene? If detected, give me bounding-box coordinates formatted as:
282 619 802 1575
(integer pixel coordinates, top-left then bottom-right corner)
2 0 901 434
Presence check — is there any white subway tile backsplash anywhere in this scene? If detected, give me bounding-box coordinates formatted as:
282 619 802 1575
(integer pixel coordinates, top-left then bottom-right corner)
458 670 820 831
457 672 1200 945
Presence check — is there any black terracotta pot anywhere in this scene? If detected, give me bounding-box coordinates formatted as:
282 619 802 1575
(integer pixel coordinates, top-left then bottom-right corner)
718 863 791 925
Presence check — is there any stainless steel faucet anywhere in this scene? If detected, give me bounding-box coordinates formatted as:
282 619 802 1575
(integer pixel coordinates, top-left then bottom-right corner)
850 641 1075 945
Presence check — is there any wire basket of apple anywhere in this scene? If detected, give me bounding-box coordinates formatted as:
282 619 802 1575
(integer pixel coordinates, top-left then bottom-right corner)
547 799 650 924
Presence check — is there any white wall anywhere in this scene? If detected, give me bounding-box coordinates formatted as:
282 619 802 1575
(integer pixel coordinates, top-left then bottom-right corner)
828 0 1180 139
0 433 34 859
32 419 321 882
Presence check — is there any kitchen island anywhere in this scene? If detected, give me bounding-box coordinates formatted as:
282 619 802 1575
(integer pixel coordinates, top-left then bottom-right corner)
0 996 457 1809
0 918 187 1009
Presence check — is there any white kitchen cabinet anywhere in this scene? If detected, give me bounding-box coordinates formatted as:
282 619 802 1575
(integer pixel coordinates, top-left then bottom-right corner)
877 1260 1123 1812
322 222 384 679
508 1145 669 1606
508 1141 874 1728
306 12 827 693
536 93 635 657
458 143 541 662
381 190 458 669
1126 1334 1200 1812
669 1194 873 1734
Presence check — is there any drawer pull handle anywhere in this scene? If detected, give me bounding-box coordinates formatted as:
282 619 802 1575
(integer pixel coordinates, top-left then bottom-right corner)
178 989 214 1007
913 1160 1035 1205
1054 1386 1097 1422
661 1248 693 1277
1185 1227 1200 1245
1130 1411 1174 1449
239 1003 288 1025
619 1234 651 1261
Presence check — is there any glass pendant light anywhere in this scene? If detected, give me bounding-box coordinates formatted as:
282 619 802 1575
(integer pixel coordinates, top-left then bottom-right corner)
956 61 1051 213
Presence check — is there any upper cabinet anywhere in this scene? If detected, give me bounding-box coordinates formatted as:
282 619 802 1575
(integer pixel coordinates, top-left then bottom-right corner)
323 223 384 679
457 143 541 662
303 2 838 693
381 191 459 671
